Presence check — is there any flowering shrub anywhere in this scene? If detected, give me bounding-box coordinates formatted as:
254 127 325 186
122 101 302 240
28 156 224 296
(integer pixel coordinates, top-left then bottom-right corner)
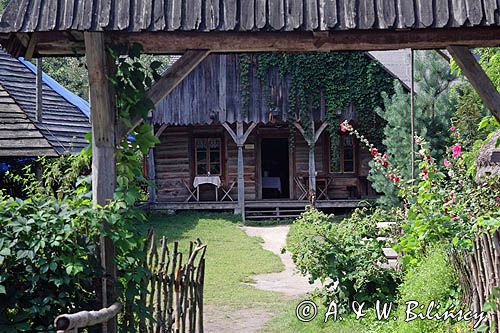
340 120 500 266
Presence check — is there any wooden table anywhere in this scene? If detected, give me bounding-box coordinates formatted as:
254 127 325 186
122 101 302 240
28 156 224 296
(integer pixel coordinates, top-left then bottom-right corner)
193 175 222 201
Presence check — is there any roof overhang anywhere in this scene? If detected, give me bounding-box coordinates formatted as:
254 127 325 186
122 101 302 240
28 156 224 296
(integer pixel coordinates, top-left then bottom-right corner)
2 26 500 58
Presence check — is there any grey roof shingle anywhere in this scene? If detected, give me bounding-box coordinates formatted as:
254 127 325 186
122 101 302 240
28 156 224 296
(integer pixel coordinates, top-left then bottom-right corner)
0 49 91 155
0 0 498 33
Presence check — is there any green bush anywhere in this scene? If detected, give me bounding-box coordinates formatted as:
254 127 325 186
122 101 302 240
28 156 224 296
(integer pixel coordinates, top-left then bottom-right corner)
0 194 100 332
287 207 400 307
388 245 464 333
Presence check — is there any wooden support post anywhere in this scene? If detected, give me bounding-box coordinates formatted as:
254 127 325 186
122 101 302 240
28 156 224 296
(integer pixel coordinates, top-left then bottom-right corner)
35 57 42 123
84 31 117 333
146 148 157 203
222 121 257 220
447 46 500 122
294 120 328 202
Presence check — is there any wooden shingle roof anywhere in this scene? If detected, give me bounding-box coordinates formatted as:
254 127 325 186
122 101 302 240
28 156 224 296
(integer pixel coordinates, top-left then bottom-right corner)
0 85 57 157
0 0 499 33
0 0 500 56
0 49 91 156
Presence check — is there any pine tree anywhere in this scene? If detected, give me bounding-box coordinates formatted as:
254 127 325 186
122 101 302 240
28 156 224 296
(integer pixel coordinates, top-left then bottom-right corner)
368 51 455 206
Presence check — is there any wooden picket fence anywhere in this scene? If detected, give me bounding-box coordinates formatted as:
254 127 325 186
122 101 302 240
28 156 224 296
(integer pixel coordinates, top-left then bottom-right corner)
55 230 206 333
451 229 500 333
129 229 207 333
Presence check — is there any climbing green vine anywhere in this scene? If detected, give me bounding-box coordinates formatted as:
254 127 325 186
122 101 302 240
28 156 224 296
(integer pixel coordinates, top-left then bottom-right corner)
239 52 395 170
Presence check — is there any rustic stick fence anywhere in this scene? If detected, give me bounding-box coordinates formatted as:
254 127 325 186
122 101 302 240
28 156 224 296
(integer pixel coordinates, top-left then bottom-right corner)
54 230 206 333
451 229 500 332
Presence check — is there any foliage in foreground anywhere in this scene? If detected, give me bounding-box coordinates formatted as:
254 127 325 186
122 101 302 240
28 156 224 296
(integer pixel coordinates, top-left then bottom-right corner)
287 207 400 307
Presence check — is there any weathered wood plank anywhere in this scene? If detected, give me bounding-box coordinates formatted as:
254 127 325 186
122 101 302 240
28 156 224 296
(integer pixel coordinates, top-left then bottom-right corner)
375 0 396 28
450 0 468 26
133 0 153 31
25 0 42 31
255 0 267 29
434 0 450 27
223 0 237 30
116 0 131 30
184 0 202 30
166 0 182 30
286 0 303 30
340 0 357 29
59 0 76 30
447 46 500 122
269 0 285 29
358 0 375 29
396 0 415 28
240 0 255 30
304 0 319 30
482 0 498 25
204 0 220 30
96 0 112 30
465 0 484 25
415 0 433 27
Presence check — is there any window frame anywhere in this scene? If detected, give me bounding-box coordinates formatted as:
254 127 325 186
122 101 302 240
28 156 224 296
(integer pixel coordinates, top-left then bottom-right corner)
193 136 223 176
329 133 357 175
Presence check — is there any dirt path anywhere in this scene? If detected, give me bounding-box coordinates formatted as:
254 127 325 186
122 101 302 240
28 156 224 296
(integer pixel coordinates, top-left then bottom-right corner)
204 225 320 333
242 225 321 298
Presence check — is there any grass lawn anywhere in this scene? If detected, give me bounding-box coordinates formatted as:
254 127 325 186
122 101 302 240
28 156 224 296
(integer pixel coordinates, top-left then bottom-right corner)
145 211 284 309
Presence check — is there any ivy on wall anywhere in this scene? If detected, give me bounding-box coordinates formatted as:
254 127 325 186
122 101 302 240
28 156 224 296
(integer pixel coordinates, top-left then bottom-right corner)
239 52 395 171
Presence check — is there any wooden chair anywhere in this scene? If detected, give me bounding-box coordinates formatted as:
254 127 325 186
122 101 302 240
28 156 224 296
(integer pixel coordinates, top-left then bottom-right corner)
294 176 308 200
220 178 236 201
182 179 197 202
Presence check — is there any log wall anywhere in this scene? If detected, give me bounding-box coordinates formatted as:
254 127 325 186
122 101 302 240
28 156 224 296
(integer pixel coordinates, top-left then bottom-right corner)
154 125 375 202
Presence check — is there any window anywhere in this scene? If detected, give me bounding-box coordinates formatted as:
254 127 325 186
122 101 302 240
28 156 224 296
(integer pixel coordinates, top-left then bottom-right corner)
331 135 356 173
195 138 222 175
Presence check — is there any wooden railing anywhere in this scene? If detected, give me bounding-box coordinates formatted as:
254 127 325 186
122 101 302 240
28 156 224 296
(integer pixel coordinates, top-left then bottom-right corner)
54 302 121 333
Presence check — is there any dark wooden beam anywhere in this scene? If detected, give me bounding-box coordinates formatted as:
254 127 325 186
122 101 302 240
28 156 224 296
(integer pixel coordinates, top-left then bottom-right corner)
447 46 500 122
84 31 117 333
19 27 500 57
118 49 210 140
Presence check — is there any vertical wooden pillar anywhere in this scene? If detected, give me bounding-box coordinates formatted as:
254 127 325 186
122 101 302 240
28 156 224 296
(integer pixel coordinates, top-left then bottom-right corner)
84 32 117 333
294 120 329 203
222 121 257 221
236 122 245 218
147 148 157 203
35 58 42 122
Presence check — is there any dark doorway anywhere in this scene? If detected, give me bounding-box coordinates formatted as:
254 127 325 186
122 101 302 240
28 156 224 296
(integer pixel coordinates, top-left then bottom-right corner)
261 138 289 199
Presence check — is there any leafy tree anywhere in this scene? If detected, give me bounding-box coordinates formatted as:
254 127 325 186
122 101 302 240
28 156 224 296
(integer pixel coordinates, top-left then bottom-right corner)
369 51 456 206
451 48 500 149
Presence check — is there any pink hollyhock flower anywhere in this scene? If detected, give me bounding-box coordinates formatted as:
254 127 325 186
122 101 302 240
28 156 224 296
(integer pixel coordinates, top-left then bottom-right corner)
383 154 388 159
394 176 400 183
452 144 462 158
370 148 378 156
443 159 451 167
389 173 395 181
450 193 456 203
340 123 347 133
383 160 389 167
422 169 428 180
415 138 421 144
450 126 455 132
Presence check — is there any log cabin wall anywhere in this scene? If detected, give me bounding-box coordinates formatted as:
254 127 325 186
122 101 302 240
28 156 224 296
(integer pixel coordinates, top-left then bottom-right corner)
155 127 191 202
153 123 376 203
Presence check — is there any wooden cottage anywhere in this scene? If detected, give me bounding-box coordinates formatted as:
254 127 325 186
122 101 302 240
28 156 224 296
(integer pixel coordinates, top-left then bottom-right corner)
149 52 407 218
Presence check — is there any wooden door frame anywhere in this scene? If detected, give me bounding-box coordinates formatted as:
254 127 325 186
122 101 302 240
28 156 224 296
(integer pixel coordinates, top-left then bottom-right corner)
256 126 294 200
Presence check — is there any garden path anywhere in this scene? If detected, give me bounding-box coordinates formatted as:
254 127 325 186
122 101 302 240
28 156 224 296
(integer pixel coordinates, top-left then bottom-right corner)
242 225 321 298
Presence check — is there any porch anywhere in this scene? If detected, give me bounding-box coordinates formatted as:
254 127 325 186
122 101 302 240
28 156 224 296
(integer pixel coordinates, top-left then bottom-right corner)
149 198 373 220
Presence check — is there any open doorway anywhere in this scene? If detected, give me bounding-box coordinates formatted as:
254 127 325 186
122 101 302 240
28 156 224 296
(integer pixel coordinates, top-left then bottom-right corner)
261 138 290 199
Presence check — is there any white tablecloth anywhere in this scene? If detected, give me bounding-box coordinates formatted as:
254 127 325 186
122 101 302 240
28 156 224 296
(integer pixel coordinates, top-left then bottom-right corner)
262 176 282 193
193 176 221 188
